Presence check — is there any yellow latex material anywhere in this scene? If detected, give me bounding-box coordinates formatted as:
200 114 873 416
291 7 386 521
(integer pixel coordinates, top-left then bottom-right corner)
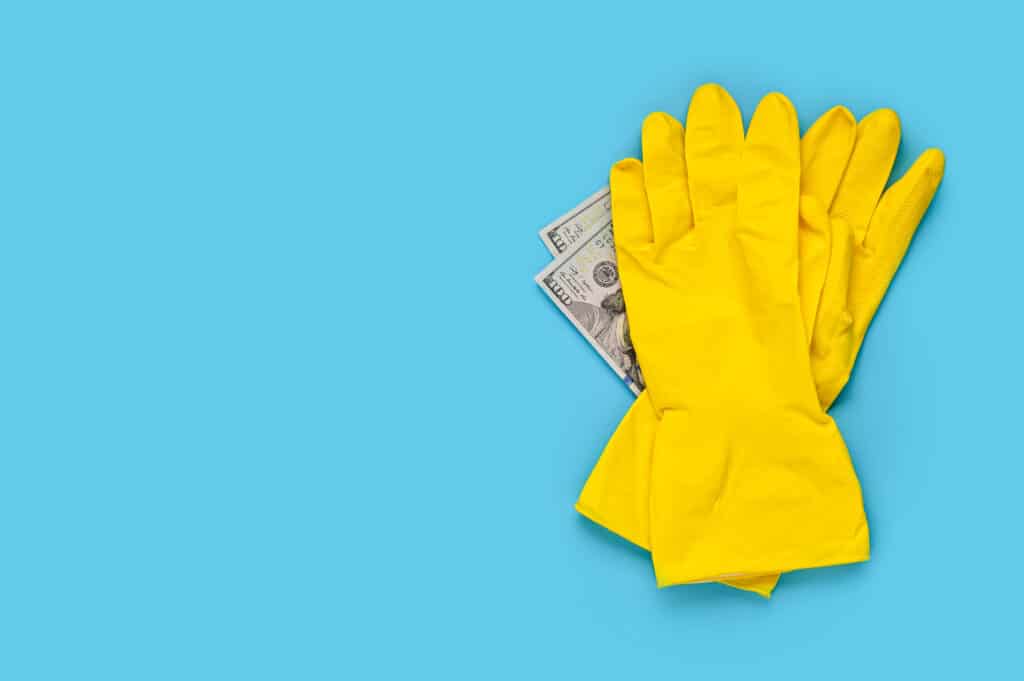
599 84 873 589
577 89 945 596
576 102 856 596
577 91 945 595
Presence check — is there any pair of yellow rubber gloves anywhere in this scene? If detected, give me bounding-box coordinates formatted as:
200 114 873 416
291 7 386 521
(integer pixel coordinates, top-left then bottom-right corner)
575 84 944 597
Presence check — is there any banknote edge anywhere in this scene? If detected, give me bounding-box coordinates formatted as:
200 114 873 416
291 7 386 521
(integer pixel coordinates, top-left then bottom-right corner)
536 186 611 256
533 228 640 397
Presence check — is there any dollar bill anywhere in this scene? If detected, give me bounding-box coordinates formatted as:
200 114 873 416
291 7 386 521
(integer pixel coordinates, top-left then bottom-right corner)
535 213 644 395
538 187 611 256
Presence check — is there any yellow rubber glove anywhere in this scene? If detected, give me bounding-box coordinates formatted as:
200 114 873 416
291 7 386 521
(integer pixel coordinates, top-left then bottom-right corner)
811 126 946 408
607 84 870 588
576 101 863 596
577 93 945 594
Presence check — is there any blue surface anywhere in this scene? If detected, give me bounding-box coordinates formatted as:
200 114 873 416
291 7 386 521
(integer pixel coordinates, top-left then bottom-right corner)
0 1 1020 678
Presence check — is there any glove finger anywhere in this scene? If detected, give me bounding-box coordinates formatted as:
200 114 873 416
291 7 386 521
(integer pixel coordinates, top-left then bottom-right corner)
811 216 855 410
797 106 856 337
851 148 946 339
736 92 800 250
685 83 743 228
831 109 901 245
799 195 832 345
610 158 654 254
641 112 693 249
801 106 857 209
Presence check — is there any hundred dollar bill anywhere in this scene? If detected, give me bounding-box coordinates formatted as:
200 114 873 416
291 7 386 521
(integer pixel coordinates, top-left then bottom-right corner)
538 187 611 256
535 217 644 395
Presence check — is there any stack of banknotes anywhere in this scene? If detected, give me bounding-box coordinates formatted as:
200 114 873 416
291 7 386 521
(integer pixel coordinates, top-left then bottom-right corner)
535 188 643 394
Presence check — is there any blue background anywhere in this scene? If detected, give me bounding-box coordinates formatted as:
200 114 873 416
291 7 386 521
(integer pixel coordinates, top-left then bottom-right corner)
1 1 1020 678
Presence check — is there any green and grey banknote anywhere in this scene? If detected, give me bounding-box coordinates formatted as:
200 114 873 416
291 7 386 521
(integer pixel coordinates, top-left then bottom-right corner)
534 188 644 394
